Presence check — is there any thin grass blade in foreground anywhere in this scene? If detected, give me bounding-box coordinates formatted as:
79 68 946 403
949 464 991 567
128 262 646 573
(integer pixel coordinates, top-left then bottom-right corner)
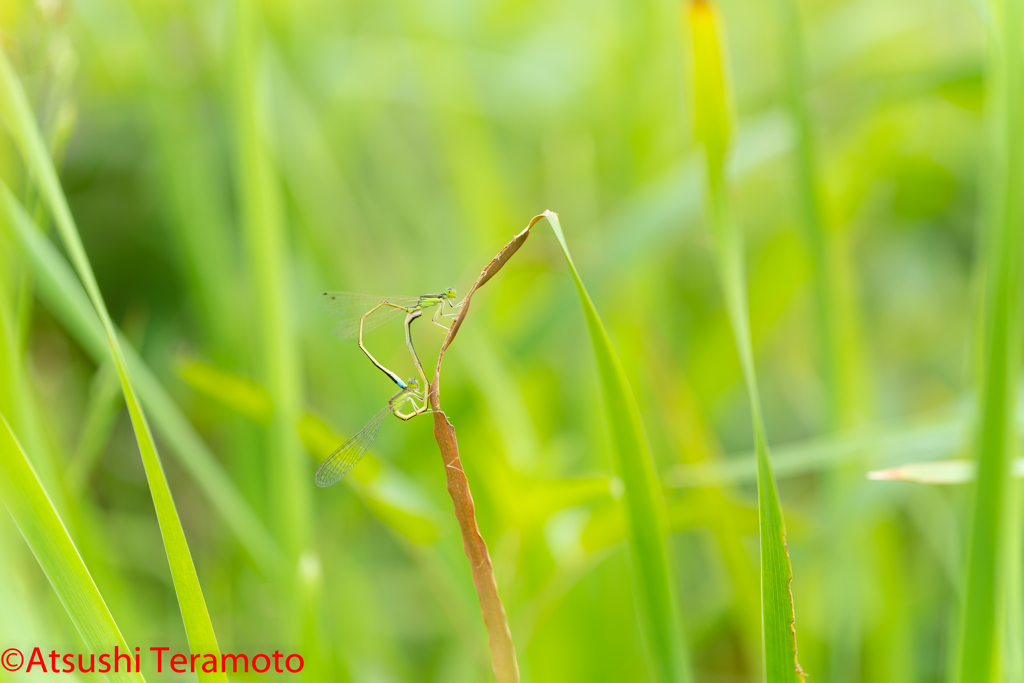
0 49 226 681
543 212 692 683
0 416 145 683
954 0 1024 678
0 192 284 576
686 2 805 680
770 0 865 676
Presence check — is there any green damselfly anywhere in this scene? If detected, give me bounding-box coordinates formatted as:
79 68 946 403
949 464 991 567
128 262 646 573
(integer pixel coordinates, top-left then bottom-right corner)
314 300 444 485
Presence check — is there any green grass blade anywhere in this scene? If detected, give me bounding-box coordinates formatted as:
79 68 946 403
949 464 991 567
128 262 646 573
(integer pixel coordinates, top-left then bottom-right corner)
64 362 121 495
0 182 284 577
0 244 143 683
954 0 1024 678
0 48 226 681
0 285 142 683
770 1 865 676
230 0 308 558
686 2 805 681
0 415 146 683
542 211 692 683
770 0 838 425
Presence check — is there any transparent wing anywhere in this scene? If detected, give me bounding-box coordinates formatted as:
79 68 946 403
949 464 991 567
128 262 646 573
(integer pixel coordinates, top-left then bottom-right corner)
314 403 393 487
314 291 421 341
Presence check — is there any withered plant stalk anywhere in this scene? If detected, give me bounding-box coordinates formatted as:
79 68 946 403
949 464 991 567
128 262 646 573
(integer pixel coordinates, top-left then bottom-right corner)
408 215 544 683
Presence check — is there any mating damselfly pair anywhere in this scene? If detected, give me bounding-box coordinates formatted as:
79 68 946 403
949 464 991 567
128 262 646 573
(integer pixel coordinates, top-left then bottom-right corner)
312 288 461 486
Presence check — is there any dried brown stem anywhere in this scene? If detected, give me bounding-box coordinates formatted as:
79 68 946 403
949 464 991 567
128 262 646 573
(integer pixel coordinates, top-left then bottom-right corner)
422 213 545 683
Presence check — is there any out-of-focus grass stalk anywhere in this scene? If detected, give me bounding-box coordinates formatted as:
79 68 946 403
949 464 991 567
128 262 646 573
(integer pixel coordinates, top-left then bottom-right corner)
175 355 273 425
666 406 971 487
0 47 227 681
124 0 261 511
230 4 319 677
125 0 242 363
0 262 68 519
230 0 308 560
395 1 515 246
14 101 74 358
64 362 121 495
0 264 144 683
543 212 692 683
645 342 761 668
865 521 913 682
148 102 240 361
954 0 1024 678
1006 482 1024 681
0 180 284 577
13 55 75 359
869 458 1024 484
770 0 838 425
685 2 806 681
770 0 865 679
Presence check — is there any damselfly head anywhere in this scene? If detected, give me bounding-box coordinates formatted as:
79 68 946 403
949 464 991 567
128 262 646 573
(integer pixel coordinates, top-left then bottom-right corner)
406 377 419 388
444 287 457 299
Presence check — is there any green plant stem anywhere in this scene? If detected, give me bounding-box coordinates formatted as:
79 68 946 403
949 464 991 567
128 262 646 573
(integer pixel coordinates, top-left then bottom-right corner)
688 2 805 680
770 1 864 678
231 0 309 560
955 0 1024 677
771 0 838 427
706 169 805 683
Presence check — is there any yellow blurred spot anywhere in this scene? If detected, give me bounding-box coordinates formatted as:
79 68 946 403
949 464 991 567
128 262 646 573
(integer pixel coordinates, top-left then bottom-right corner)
686 0 732 174
175 353 274 424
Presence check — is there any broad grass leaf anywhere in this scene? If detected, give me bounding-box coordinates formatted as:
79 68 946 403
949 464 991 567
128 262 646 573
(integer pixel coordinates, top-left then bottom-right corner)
954 0 1024 678
542 211 692 683
0 416 146 683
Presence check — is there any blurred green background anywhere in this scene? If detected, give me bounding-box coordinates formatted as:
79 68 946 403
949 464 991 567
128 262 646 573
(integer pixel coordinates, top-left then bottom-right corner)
0 0 987 680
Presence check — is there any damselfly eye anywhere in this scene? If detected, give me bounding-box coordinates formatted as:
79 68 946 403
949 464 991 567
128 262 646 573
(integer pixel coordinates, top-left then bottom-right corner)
445 287 456 299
